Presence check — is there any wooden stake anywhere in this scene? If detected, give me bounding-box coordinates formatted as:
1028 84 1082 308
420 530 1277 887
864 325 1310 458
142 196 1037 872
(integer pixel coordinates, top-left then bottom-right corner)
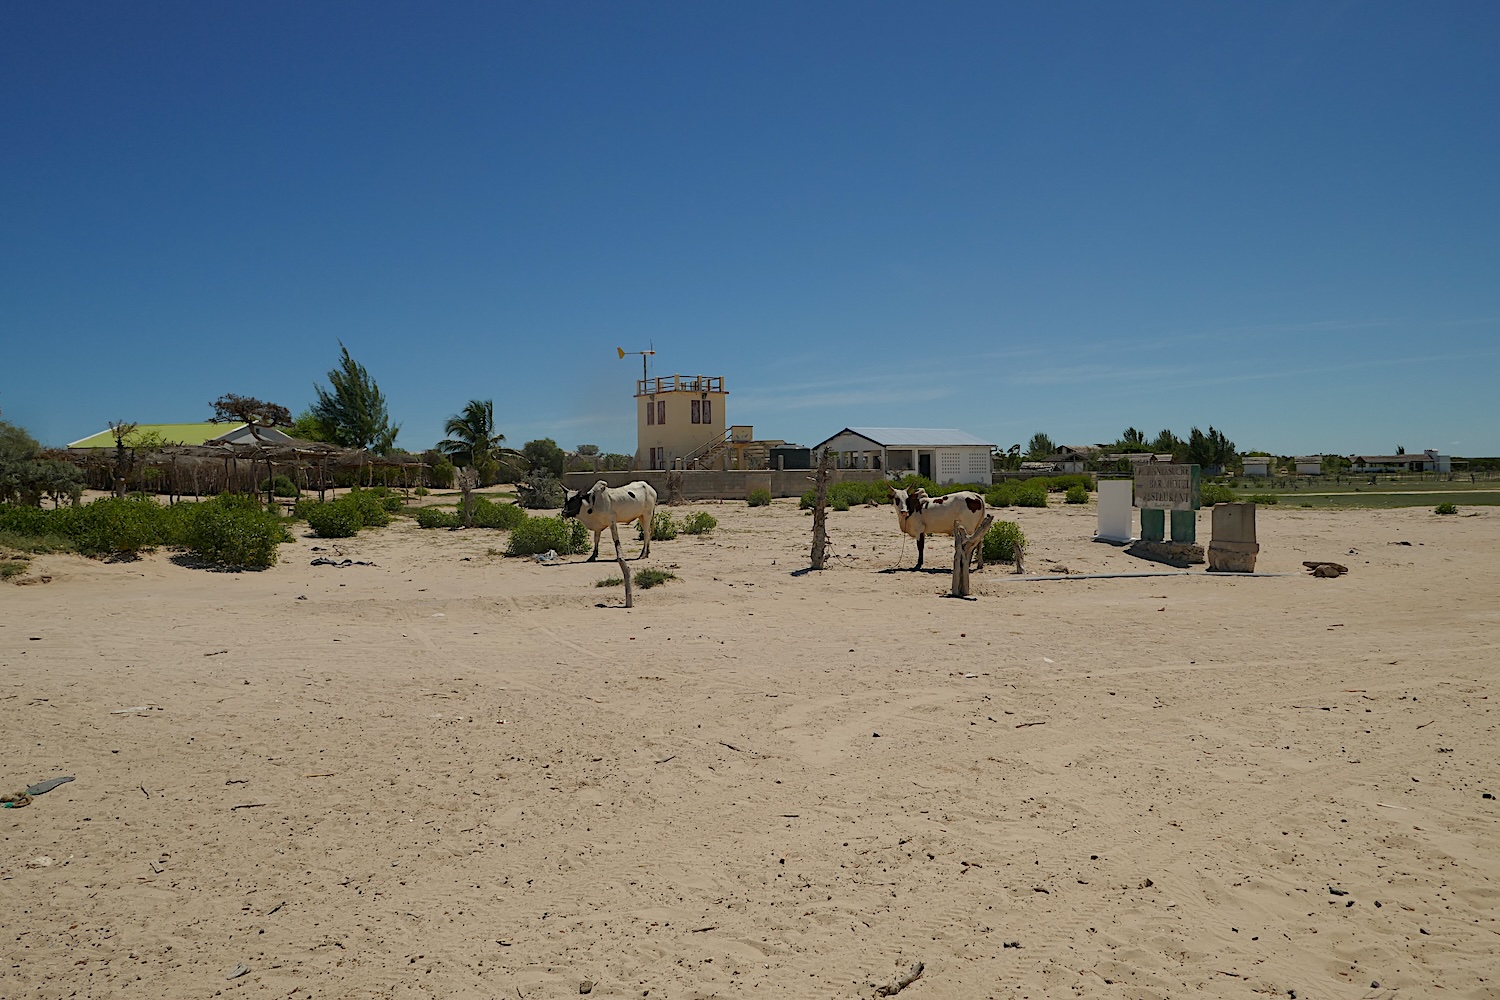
951 514 993 597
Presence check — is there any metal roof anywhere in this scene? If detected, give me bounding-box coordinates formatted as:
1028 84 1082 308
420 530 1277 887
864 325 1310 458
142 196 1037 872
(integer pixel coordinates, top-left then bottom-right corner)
67 422 250 448
818 427 994 449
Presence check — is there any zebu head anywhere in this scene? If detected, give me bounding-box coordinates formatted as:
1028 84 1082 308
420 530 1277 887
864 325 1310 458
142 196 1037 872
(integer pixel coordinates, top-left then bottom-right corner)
561 488 585 519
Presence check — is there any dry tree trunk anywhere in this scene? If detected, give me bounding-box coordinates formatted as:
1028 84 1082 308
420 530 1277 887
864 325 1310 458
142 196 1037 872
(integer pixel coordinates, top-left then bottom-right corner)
810 449 831 570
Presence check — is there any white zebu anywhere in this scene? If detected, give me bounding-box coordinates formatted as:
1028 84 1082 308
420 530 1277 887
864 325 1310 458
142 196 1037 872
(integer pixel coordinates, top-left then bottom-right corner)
890 486 988 571
561 480 658 561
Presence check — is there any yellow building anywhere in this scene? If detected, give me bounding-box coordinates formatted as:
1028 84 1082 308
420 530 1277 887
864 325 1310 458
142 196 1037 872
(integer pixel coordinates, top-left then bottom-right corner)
635 373 728 470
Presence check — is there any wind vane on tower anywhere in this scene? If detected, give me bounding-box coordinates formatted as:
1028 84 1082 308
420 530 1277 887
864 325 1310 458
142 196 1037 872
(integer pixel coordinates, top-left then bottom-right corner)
616 344 656 386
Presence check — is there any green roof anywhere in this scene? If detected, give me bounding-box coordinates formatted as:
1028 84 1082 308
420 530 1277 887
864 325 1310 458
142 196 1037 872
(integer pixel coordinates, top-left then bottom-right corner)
68 422 247 448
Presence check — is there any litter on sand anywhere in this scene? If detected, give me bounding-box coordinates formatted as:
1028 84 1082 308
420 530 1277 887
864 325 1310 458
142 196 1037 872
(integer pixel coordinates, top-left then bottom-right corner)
534 549 560 563
311 557 376 568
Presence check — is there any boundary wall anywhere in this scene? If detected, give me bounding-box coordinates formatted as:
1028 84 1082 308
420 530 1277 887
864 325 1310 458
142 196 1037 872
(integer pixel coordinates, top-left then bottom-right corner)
561 469 884 501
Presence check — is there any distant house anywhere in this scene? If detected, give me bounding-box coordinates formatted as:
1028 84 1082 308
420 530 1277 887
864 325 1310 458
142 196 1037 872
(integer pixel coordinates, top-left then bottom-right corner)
1295 456 1324 476
1042 445 1100 474
1242 456 1274 477
1349 450 1450 474
815 427 994 485
68 422 297 449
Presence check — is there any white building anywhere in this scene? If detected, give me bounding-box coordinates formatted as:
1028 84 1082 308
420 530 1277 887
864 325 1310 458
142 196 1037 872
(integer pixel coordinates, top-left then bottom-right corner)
814 427 993 485
1242 456 1274 477
1350 450 1451 474
1295 456 1324 476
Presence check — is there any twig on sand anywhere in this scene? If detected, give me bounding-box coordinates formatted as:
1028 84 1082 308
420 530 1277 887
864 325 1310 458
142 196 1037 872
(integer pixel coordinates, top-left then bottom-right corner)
691 925 718 933
719 741 743 752
230 802 267 811
875 962 924 996
1015 721 1047 728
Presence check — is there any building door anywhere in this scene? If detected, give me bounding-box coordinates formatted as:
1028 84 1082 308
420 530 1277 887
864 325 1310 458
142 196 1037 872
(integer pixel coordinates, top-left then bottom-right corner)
918 453 932 479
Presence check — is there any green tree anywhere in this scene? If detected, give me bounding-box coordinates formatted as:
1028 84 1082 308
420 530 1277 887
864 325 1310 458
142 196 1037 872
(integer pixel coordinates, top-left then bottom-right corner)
522 438 566 477
1186 426 1236 473
309 344 399 453
210 394 293 428
437 399 505 470
1116 427 1151 453
0 414 84 507
1025 432 1056 460
291 409 334 443
1149 429 1182 456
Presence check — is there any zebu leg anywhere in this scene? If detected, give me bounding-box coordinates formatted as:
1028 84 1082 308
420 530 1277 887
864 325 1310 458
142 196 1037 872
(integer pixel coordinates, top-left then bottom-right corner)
914 533 925 570
587 530 602 561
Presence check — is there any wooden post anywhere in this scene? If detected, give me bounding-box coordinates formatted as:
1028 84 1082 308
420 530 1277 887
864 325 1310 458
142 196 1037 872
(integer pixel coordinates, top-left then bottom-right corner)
810 448 831 570
610 522 632 607
951 514 994 598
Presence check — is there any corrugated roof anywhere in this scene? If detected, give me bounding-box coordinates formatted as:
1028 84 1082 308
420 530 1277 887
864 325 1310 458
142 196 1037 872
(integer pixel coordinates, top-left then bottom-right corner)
68 422 249 448
821 427 994 448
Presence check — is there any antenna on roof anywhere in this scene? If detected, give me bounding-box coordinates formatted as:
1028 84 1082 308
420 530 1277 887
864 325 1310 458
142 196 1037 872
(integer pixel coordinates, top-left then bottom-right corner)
617 345 656 385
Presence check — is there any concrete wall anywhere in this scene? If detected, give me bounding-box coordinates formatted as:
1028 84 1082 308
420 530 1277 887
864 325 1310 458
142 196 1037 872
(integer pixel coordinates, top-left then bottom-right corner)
563 468 885 501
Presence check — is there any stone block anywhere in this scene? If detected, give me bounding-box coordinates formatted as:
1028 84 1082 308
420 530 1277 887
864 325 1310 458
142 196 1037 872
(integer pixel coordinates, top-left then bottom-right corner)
1126 539 1205 567
1211 502 1257 545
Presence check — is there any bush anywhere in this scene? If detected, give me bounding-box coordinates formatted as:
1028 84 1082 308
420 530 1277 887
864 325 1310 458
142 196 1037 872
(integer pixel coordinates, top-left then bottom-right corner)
516 475 565 510
414 487 430 497
1200 483 1237 506
982 521 1026 563
258 474 300 498
1065 485 1089 504
345 487 397 521
303 501 363 538
1435 502 1459 515
507 514 588 556
1014 480 1049 508
415 506 462 529
681 511 717 535
471 497 527 530
832 496 850 511
634 567 676 589
1045 474 1093 494
747 488 772 507
595 575 624 587
183 496 290 568
0 560 27 580
985 482 1014 508
638 510 678 541
71 497 169 558
1246 493 1279 505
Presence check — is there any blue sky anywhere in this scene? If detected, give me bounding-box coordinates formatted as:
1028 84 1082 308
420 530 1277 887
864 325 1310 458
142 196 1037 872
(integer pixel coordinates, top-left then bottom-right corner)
4 2 1497 456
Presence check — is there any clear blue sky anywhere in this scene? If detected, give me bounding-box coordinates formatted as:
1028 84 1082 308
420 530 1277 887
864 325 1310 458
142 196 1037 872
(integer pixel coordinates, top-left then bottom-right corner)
4 2 1497 456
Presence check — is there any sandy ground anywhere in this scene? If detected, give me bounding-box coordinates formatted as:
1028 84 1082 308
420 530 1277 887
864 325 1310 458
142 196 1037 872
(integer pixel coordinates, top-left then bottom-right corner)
2 496 1498 1000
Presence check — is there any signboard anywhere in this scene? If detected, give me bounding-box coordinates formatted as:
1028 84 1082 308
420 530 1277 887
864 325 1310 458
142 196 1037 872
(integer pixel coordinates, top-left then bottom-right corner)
1133 464 1200 510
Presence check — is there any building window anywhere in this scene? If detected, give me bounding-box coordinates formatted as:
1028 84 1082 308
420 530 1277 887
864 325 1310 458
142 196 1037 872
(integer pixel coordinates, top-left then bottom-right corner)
657 400 666 425
691 399 701 424
702 399 712 424
646 398 655 425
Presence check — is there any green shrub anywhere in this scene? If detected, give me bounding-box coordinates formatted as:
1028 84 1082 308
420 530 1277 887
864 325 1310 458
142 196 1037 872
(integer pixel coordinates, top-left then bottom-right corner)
1045 474 1093 493
471 497 527 530
1 560 29 580
595 576 623 587
415 506 462 529
985 482 1014 508
1246 493 1279 505
747 488 772 507
258 474 300 498
1014 480 1049 508
71 497 169 558
982 521 1026 563
634 567 676 589
798 490 816 510
183 496 290 568
832 496 850 511
516 475 565 510
507 514 588 556
1435 502 1459 515
414 487 430 497
344 487 394 524
1200 483 1237 506
0 504 58 537
638 510 678 541
303 501 363 538
682 511 717 535
1065 484 1089 504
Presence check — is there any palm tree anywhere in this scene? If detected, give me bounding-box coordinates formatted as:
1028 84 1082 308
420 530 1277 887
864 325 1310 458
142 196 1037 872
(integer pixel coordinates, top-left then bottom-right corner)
437 399 506 472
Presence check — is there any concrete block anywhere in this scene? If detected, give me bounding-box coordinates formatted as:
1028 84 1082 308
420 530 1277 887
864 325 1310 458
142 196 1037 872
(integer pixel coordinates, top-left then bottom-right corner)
1094 480 1134 543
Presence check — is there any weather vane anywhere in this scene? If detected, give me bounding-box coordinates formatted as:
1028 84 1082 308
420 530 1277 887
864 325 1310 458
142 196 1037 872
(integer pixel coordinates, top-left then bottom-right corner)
616 344 656 385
